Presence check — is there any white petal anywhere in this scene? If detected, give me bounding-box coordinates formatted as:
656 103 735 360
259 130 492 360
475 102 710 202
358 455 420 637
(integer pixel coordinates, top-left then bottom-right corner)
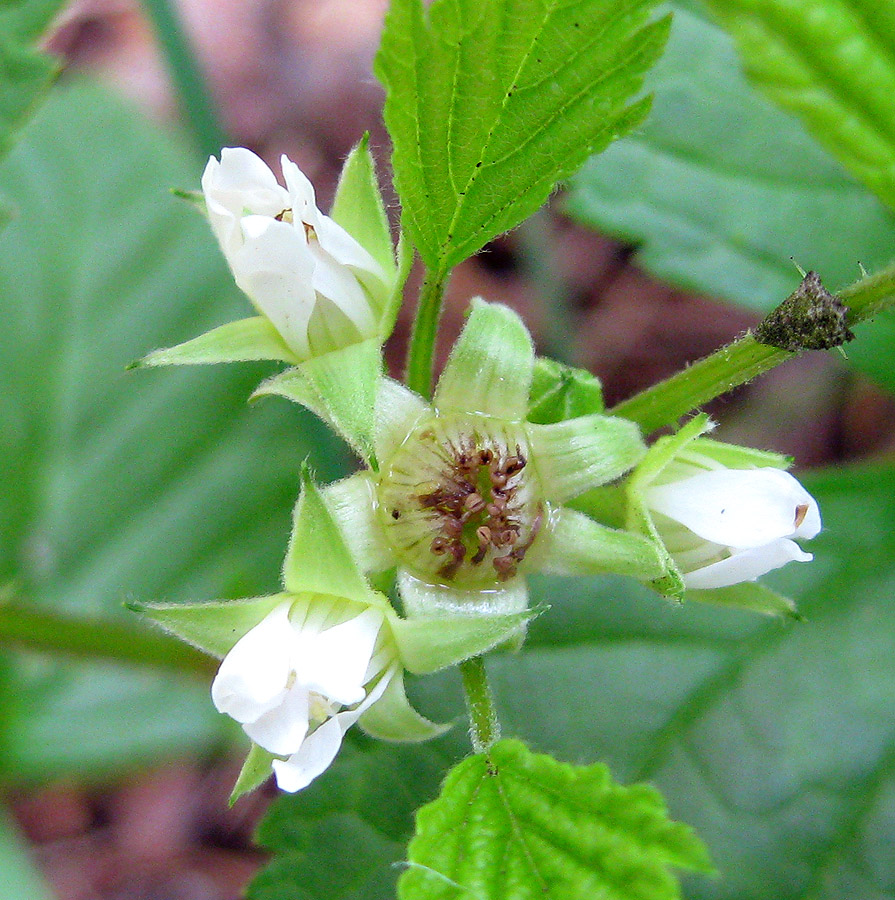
646 468 820 549
270 668 395 792
210 601 293 724
314 213 384 278
293 608 384 706
683 539 813 590
243 684 311 756
272 715 344 793
202 149 290 259
279 154 318 219
308 242 377 336
231 216 316 359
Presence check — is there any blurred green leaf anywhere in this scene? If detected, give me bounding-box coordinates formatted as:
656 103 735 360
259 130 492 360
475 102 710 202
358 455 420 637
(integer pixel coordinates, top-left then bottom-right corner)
250 460 895 899
0 0 67 205
0 81 349 781
701 0 895 213
400 738 711 900
566 4 895 392
375 0 669 274
248 737 460 900
0 807 53 900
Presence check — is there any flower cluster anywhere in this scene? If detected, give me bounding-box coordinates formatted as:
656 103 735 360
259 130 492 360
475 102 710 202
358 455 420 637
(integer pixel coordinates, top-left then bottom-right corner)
137 147 822 795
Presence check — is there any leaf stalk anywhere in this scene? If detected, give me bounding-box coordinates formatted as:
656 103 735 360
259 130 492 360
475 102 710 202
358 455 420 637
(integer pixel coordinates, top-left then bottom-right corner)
405 268 447 398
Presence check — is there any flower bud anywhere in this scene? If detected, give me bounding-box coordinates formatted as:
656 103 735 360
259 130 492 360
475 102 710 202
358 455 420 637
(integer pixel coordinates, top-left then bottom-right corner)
202 147 391 361
639 431 821 590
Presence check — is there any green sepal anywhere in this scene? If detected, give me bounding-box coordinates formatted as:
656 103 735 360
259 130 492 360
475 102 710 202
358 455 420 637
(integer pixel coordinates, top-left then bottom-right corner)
358 668 450 742
132 317 298 368
687 583 801 619
230 742 276 805
527 357 604 424
567 484 627 529
526 413 646 504
253 338 383 463
129 593 291 659
539 506 668 582
691 437 791 471
434 299 534 419
283 470 378 603
324 472 395 574
388 604 545 675
170 187 205 212
628 414 712 493
379 228 413 341
330 133 396 280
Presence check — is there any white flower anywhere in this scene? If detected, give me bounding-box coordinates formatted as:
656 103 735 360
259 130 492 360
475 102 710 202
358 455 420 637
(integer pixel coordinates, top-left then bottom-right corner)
211 597 394 792
645 466 821 590
201 147 389 361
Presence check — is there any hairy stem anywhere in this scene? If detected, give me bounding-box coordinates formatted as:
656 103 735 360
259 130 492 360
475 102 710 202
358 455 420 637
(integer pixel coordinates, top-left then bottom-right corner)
460 656 500 753
610 262 895 433
0 603 217 678
140 0 228 158
405 268 447 398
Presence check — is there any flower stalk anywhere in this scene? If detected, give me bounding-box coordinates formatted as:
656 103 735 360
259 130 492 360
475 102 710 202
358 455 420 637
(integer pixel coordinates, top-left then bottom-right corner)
460 656 500 753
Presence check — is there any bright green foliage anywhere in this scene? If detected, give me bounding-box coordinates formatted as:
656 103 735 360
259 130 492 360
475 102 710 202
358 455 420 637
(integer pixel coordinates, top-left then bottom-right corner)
400 739 711 900
375 0 670 275
702 0 895 213
0 83 349 780
566 3 895 392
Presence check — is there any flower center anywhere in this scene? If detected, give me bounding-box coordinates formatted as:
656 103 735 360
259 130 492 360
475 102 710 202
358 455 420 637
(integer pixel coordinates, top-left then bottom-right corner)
377 415 545 588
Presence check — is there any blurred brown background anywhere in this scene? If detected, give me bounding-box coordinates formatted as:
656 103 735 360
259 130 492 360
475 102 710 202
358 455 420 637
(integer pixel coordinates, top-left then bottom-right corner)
9 1 895 897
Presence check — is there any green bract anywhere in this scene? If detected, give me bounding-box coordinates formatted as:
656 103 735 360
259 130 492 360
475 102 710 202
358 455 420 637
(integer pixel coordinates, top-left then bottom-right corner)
265 299 666 630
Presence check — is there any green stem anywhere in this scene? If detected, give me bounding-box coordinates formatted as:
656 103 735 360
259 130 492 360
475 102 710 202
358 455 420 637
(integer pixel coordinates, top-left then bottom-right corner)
460 656 500 753
0 603 217 679
405 268 447 398
610 262 895 433
140 0 228 157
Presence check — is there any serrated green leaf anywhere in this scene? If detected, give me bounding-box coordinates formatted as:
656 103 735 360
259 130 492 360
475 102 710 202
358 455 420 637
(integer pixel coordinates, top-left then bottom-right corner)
0 82 349 780
375 0 670 274
566 4 895 393
702 0 895 213
400 739 711 900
